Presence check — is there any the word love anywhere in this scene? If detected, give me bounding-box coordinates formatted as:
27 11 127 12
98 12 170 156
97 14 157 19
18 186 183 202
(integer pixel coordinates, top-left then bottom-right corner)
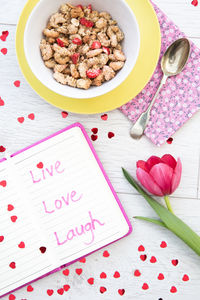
30 160 64 184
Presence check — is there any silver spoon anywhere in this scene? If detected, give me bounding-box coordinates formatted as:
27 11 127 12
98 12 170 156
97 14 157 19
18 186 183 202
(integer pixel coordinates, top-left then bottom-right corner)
130 38 190 140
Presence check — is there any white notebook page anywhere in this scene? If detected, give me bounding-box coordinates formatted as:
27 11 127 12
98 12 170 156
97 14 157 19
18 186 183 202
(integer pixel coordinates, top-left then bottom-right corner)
0 124 130 296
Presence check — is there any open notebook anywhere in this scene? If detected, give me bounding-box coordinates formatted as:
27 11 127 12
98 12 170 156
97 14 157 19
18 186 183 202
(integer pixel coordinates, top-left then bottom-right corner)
0 123 131 297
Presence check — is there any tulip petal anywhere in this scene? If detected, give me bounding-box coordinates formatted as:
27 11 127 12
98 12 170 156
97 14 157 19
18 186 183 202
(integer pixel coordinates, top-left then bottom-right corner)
161 154 177 170
146 156 162 170
137 160 149 172
149 163 174 195
171 158 182 193
136 168 164 196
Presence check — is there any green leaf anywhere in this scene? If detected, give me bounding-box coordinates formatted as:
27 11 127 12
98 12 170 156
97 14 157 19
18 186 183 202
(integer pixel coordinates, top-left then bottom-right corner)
135 216 166 228
122 168 200 256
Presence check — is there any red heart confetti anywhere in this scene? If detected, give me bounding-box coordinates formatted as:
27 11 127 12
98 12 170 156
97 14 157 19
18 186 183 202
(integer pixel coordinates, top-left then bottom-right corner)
150 256 157 263
100 272 107 279
87 277 94 285
157 273 164 280
9 295 16 300
57 288 64 295
28 113 35 120
0 146 6 152
142 283 149 290
113 271 120 278
9 262 16 269
47 289 54 296
191 0 198 6
27 285 34 292
101 114 108 121
37 162 44 169
0 31 9 42
171 259 178 266
75 268 82 275
17 117 24 124
140 254 147 261
62 269 69 276
182 274 189 281
91 128 98 134
91 134 98 141
11 216 17 223
118 289 125 296
108 132 115 139
0 236 4 242
170 286 177 293
8 204 14 211
14 80 20 87
63 284 70 292
160 241 167 248
0 180 7 187
100 286 107 294
138 245 145 252
134 269 141 277
1 48 7 55
167 137 173 144
79 257 86 263
0 97 4 106
103 250 110 257
39 246 46 253
18 241 25 249
61 111 68 118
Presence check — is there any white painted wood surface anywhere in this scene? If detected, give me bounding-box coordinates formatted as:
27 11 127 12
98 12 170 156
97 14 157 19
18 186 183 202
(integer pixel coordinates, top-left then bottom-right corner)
1 0 200 299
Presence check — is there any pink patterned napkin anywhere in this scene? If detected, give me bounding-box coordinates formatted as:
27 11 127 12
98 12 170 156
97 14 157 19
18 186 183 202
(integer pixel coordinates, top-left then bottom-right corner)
120 2 200 146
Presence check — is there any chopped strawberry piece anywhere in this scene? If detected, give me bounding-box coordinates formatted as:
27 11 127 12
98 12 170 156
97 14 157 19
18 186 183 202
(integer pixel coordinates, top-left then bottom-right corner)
102 46 110 55
80 18 87 25
86 69 101 79
76 4 84 10
88 4 92 11
72 38 82 45
57 38 65 47
71 53 80 64
80 18 94 28
91 41 101 49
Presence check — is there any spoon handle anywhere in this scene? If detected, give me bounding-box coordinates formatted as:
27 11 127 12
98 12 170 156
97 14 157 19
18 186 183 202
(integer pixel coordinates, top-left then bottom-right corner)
130 74 168 140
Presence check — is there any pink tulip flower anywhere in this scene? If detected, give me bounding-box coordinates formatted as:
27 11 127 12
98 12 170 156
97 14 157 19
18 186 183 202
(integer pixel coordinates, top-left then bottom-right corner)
136 154 182 197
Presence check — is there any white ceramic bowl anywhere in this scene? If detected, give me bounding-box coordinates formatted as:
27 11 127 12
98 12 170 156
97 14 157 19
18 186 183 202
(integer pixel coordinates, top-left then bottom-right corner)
24 0 140 99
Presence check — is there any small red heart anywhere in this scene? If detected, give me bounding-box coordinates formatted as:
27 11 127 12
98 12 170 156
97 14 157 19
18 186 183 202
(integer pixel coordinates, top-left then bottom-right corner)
11 216 17 223
0 146 6 152
134 269 141 277
57 288 64 295
103 250 110 257
91 128 98 134
9 295 16 300
113 271 120 278
87 277 94 285
75 268 82 275
100 286 107 294
28 113 35 120
91 134 98 141
138 245 145 252
100 272 107 279
63 284 70 292
108 132 115 139
142 283 149 290
9 262 16 269
62 269 69 276
18 241 25 248
170 286 177 293
17 117 24 124
150 256 157 263
14 80 20 87
118 289 125 296
101 114 108 121
167 137 173 144
160 241 167 248
171 259 178 266
79 257 86 263
37 162 43 169
61 111 68 118
0 236 4 242
0 180 7 187
39 246 47 253
1 48 7 55
182 274 189 281
140 254 147 261
27 285 34 292
0 97 4 106
158 273 164 280
47 289 54 296
8 204 14 211
0 31 9 42
191 0 198 6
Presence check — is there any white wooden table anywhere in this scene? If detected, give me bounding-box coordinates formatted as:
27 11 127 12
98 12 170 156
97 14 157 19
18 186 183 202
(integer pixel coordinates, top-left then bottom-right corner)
1 0 200 299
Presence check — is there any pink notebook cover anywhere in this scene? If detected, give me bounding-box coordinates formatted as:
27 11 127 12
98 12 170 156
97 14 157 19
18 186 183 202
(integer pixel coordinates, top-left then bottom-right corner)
0 122 132 298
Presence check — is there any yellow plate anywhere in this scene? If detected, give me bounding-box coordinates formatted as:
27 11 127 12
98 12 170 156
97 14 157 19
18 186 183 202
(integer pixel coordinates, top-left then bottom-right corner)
16 0 161 114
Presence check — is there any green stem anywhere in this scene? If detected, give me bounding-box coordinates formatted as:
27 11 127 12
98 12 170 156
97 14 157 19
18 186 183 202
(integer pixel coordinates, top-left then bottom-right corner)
164 195 174 214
